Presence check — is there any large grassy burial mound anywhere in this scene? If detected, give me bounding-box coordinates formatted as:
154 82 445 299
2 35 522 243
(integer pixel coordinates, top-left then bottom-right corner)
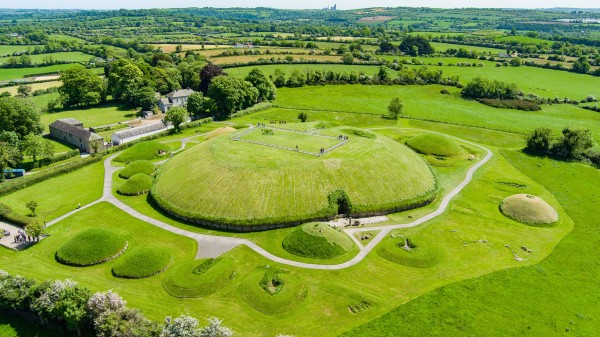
151 126 438 229
500 194 559 225
282 222 355 259
117 173 153 196
114 141 170 163
112 247 172 279
405 133 464 157
56 229 127 266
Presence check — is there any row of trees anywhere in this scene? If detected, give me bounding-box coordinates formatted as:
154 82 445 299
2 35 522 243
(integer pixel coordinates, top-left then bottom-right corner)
0 271 235 337
461 77 521 100
525 127 595 161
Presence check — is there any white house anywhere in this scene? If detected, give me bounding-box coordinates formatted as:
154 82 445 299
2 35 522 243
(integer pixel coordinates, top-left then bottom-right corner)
158 89 194 112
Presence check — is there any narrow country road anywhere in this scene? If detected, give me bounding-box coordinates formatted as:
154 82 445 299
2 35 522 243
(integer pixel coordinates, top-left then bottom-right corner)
48 130 493 270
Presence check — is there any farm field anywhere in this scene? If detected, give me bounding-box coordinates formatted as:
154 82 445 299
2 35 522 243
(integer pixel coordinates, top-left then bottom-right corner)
0 63 91 81
430 41 505 54
0 44 39 56
0 80 61 95
39 101 139 132
0 51 94 65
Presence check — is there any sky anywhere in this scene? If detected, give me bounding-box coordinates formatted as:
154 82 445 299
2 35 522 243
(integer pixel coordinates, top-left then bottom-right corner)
2 0 599 10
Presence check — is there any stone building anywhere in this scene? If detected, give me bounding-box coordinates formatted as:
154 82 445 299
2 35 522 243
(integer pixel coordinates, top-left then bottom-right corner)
49 118 104 153
158 88 194 112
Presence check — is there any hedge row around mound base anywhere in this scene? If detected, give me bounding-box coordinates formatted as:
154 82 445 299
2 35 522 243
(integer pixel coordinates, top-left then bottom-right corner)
119 160 156 179
112 247 172 279
282 223 355 259
162 257 236 298
117 174 154 196
56 229 128 267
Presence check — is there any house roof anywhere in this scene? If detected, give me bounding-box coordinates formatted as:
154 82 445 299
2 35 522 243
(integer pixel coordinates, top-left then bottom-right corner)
159 98 172 106
59 118 83 126
165 89 194 99
112 121 167 140
49 120 102 141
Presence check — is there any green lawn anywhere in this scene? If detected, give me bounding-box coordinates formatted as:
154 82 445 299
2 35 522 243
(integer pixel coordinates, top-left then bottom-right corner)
0 160 104 221
0 64 86 81
342 150 598 337
0 52 94 65
40 101 138 132
0 45 39 56
239 127 344 153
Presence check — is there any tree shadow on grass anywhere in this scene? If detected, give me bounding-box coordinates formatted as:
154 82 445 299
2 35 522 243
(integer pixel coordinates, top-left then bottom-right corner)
0 311 72 337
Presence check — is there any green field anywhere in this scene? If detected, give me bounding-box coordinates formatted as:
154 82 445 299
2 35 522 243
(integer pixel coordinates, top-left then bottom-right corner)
0 63 86 81
430 42 505 54
238 127 344 153
40 101 138 132
152 126 437 226
0 52 94 65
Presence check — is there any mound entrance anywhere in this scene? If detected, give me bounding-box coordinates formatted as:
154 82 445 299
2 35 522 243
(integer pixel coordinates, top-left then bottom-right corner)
152 125 438 230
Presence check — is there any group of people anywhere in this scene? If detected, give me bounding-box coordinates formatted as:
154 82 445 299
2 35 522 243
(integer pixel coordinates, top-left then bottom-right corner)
270 120 287 125
319 147 326 154
338 135 349 140
13 229 29 243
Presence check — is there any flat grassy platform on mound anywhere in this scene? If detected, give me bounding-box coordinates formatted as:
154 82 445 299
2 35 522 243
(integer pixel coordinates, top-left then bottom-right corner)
114 141 170 163
112 247 172 279
239 267 308 315
238 127 344 154
119 160 156 179
377 236 443 268
152 126 437 228
117 174 153 196
405 133 464 157
500 194 558 225
282 223 355 259
56 229 127 266
204 126 236 140
162 257 236 298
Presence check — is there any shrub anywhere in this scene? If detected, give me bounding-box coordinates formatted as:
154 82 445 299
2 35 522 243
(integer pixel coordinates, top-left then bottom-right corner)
119 160 156 179
440 88 450 95
525 127 555 156
112 247 172 279
461 77 520 99
56 229 127 266
117 174 153 196
229 102 273 119
477 98 541 111
0 271 37 310
0 202 36 227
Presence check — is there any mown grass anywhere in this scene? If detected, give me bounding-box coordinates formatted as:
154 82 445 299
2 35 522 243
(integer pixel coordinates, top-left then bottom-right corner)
117 173 153 196
282 223 355 259
162 257 236 298
341 150 596 337
0 160 104 221
405 133 464 157
114 141 170 163
56 228 127 266
119 160 156 179
40 101 138 133
0 64 88 81
0 52 94 65
376 235 444 268
152 126 437 226
239 127 343 153
112 246 172 278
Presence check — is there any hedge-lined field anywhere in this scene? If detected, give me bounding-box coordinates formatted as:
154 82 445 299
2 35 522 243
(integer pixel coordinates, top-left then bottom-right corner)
152 126 437 227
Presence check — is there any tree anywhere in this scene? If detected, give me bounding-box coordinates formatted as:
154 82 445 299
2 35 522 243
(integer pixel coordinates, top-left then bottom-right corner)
0 97 43 139
399 36 434 56
178 60 204 90
377 66 391 82
186 92 206 117
387 97 404 119
286 70 305 87
25 221 44 241
298 112 309 122
96 307 161 337
59 67 105 107
0 142 22 182
26 200 38 216
135 86 158 111
461 77 520 100
161 315 201 337
525 127 555 156
108 59 146 107
165 107 188 133
342 52 354 65
199 64 226 94
271 68 287 88
554 128 593 159
207 76 258 120
509 57 523 67
245 68 276 101
23 134 54 163
199 317 233 337
17 85 32 97
572 56 591 74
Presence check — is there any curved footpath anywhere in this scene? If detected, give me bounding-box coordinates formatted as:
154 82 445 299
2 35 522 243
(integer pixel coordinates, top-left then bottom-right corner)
47 130 493 270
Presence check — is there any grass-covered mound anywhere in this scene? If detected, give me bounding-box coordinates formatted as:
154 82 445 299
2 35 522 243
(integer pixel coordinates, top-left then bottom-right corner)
239 266 308 315
405 133 464 157
152 126 437 228
377 236 443 268
56 229 127 266
117 174 153 196
500 194 559 225
282 223 355 259
112 247 172 279
114 141 170 163
119 160 156 179
204 127 236 140
162 257 236 298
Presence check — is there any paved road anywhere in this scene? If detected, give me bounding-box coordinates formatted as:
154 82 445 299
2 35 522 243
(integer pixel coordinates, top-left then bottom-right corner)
47 130 493 270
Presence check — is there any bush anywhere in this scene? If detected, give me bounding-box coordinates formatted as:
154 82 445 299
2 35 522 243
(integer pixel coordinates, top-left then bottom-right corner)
228 102 273 119
477 98 541 111
0 155 103 197
461 77 520 99
56 229 127 266
0 202 36 227
117 173 153 196
112 247 172 279
119 160 156 179
20 149 80 171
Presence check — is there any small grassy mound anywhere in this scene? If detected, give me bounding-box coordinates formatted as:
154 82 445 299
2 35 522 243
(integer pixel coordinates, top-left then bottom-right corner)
500 194 558 225
405 133 464 157
117 174 153 196
377 236 442 268
119 160 156 179
112 247 172 279
282 223 355 259
341 128 375 139
114 141 170 163
204 127 236 140
162 257 236 298
239 266 308 315
56 229 127 266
